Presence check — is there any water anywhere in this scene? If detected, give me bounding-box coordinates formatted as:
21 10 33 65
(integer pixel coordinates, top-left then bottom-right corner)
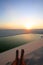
0 34 42 53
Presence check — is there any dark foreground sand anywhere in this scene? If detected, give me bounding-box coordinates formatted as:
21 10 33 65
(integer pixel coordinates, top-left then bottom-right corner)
0 38 43 65
24 47 43 65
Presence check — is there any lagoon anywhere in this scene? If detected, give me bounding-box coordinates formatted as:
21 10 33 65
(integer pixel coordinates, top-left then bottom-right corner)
0 34 42 53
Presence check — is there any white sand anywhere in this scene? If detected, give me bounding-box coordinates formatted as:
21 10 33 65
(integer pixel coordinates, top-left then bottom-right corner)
0 39 43 65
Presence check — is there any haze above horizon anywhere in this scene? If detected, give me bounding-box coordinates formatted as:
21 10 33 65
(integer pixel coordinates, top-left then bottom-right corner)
0 0 43 29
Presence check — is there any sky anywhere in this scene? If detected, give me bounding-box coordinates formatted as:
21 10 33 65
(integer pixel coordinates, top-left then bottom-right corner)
0 0 43 29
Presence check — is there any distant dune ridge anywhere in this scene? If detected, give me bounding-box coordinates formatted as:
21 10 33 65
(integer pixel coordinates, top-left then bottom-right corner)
0 38 43 65
0 29 43 37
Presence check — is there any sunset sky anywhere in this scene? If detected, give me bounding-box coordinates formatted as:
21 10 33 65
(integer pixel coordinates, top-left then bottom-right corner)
0 0 43 29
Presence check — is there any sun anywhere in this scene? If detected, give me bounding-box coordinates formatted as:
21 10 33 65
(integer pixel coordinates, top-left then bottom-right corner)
24 22 34 29
25 24 32 29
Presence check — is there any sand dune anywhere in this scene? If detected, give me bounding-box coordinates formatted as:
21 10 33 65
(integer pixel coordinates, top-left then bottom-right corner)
0 38 43 65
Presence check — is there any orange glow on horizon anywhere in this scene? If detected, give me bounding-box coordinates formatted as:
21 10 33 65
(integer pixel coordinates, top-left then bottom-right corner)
0 21 43 29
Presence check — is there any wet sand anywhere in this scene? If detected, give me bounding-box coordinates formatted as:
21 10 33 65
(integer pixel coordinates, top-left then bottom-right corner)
0 38 43 65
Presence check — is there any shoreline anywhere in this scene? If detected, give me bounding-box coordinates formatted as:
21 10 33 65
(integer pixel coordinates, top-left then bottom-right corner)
0 33 43 38
0 38 43 65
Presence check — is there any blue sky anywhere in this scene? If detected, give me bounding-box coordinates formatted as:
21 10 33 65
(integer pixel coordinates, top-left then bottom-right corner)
0 0 43 29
